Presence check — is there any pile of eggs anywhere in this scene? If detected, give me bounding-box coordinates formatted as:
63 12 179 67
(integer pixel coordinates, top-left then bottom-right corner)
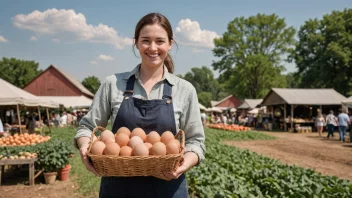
90 127 181 156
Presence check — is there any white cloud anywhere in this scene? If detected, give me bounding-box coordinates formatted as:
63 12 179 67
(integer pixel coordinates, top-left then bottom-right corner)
98 55 114 61
30 36 37 41
12 8 132 49
175 19 220 49
0 36 8 43
192 48 206 53
52 38 60 43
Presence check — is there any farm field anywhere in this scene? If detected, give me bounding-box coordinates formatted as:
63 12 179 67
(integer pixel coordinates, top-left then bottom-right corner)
0 127 351 198
224 131 352 181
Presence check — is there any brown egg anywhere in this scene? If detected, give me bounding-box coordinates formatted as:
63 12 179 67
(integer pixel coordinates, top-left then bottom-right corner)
166 141 180 154
144 142 153 150
169 139 181 148
145 131 161 144
161 131 175 145
91 141 106 155
116 127 131 137
133 143 149 156
91 135 98 143
115 133 130 147
104 138 115 145
103 143 120 155
128 136 144 148
150 142 166 155
119 146 133 156
100 130 115 143
131 128 146 141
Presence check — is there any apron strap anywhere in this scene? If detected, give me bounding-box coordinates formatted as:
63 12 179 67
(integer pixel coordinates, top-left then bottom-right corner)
162 80 173 100
124 75 135 96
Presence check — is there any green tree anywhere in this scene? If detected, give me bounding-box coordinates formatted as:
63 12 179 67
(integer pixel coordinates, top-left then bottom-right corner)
82 76 101 94
182 66 226 106
0 57 42 88
212 14 296 99
291 9 352 96
285 72 301 88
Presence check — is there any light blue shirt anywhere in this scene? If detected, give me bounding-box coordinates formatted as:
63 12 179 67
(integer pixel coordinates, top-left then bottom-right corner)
337 113 349 126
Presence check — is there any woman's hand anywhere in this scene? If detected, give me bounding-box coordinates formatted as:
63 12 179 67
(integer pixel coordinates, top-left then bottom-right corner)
79 143 100 176
162 152 198 180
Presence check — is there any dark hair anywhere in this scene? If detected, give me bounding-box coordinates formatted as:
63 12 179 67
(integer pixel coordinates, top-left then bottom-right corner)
133 13 175 73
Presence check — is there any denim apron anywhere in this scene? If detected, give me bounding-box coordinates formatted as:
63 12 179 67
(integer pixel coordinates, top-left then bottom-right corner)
99 75 188 198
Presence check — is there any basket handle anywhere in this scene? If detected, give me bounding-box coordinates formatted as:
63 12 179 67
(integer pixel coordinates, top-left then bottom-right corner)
174 130 185 153
87 126 106 154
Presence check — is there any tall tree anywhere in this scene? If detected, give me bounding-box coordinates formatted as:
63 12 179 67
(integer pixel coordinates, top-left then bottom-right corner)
212 14 296 99
292 9 352 96
82 76 101 94
285 72 301 88
182 66 226 106
0 57 42 88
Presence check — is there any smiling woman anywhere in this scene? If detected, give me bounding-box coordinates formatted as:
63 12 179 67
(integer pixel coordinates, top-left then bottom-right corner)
74 12 205 198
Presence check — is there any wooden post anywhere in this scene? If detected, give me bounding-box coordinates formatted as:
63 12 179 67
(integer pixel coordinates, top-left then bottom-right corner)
284 103 287 131
29 162 34 186
291 105 294 132
37 106 42 122
46 107 52 134
16 104 22 134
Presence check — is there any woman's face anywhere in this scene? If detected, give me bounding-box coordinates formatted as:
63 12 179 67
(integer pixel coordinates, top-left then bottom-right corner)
136 24 172 69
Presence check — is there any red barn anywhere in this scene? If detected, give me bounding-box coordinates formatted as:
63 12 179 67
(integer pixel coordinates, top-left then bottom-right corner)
211 95 242 109
24 65 94 108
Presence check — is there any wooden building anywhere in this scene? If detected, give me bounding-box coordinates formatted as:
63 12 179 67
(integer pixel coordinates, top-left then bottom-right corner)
211 95 242 110
24 65 94 108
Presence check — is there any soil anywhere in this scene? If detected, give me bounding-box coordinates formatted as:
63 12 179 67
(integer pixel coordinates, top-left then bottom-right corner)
223 131 352 181
0 170 83 198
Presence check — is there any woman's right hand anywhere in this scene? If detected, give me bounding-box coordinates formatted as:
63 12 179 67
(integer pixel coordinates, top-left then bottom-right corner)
79 144 100 176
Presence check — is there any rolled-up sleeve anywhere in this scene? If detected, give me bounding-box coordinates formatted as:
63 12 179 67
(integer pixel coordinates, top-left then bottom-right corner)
74 78 111 148
180 87 206 165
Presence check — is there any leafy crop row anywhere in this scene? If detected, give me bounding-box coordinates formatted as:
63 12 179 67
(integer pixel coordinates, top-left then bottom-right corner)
186 129 352 198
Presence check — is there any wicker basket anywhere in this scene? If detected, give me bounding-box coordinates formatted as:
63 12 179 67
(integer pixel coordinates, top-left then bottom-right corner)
87 126 185 180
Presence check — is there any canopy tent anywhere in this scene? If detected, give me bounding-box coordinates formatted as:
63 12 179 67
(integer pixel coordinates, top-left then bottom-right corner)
237 99 263 110
38 96 93 109
206 107 223 113
342 96 352 108
198 103 207 111
0 78 59 133
0 78 59 108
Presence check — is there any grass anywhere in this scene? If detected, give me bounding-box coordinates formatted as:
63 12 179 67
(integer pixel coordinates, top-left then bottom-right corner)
48 126 274 197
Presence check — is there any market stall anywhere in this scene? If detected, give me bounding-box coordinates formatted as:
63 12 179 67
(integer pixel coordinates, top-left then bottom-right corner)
0 78 59 133
260 88 346 132
342 96 352 108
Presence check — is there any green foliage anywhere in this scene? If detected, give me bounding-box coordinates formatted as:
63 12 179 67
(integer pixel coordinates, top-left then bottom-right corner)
36 140 74 172
0 57 42 88
186 128 352 197
292 8 352 96
284 72 301 88
198 92 212 107
212 14 296 99
82 76 101 94
182 66 227 104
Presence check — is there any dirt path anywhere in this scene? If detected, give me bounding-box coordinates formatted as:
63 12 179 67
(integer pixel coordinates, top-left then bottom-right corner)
224 131 352 181
0 175 83 198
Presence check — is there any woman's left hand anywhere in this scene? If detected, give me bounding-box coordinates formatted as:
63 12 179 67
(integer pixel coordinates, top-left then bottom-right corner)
162 152 198 179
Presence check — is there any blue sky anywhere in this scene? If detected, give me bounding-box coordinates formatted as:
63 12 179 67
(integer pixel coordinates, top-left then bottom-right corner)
0 0 351 82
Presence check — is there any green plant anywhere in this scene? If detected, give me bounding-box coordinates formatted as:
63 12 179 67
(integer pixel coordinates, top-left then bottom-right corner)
36 140 74 172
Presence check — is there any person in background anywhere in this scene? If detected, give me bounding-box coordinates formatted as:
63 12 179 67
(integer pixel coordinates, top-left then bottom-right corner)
200 110 206 126
67 111 73 126
349 110 352 142
222 114 227 124
60 111 67 127
315 112 326 137
337 108 350 142
326 110 338 138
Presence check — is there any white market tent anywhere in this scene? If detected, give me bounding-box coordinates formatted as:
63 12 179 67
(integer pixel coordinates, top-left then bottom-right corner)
38 96 93 109
342 96 352 108
0 78 60 133
0 78 59 108
198 103 207 111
